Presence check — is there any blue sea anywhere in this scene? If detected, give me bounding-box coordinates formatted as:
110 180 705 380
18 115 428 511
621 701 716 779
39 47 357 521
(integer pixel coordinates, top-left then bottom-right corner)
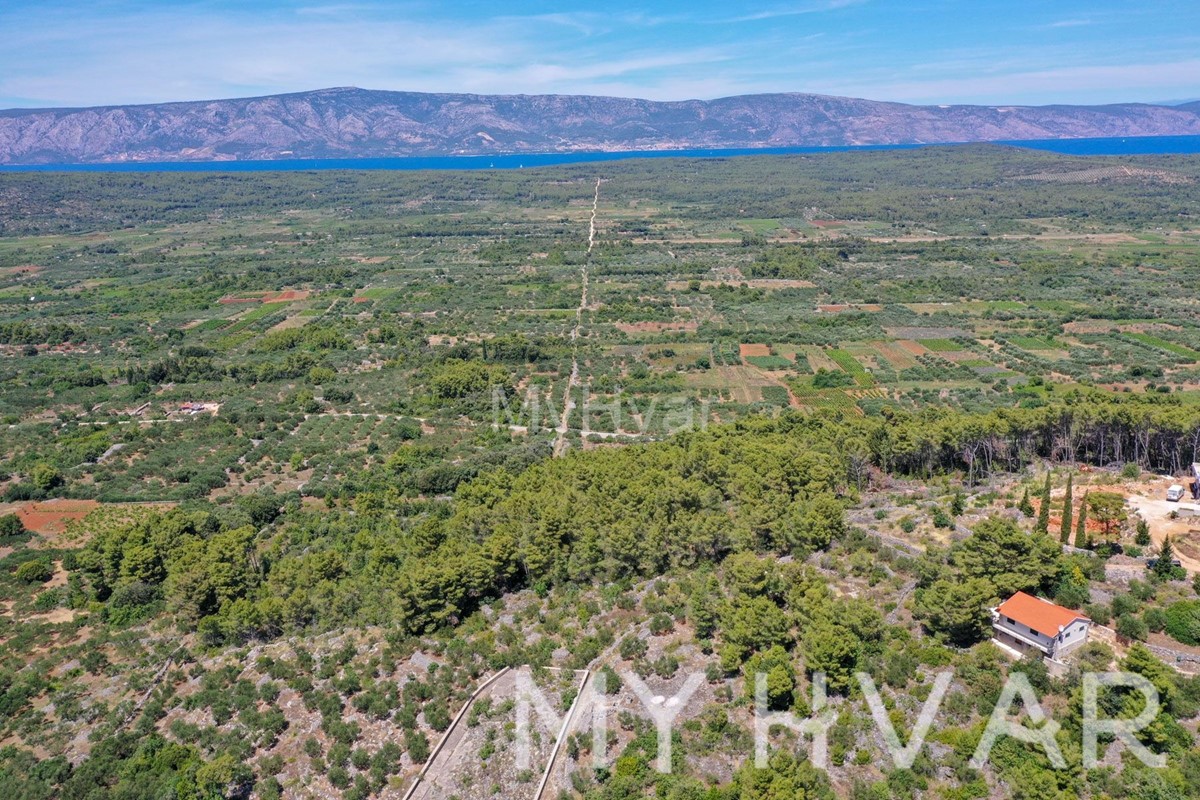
2 134 1200 172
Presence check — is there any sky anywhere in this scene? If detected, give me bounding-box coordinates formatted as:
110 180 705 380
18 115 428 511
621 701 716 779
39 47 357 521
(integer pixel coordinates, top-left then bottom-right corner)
1 1 1198 109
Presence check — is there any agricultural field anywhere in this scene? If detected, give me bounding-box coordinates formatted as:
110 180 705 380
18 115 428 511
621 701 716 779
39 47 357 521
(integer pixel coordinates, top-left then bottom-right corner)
4 146 1200 798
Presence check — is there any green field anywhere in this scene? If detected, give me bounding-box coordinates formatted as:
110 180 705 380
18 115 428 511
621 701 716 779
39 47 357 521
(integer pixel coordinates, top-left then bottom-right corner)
745 354 794 369
917 338 965 352
1125 332 1200 359
3 146 1200 798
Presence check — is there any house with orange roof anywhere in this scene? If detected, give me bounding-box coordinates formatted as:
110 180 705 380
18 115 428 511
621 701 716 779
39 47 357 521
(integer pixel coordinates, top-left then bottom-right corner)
991 591 1091 659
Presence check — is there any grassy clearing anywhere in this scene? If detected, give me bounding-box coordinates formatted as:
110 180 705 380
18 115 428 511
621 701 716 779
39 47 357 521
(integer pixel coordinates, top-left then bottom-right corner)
1125 332 1200 359
745 355 793 370
918 338 965 352
742 218 782 234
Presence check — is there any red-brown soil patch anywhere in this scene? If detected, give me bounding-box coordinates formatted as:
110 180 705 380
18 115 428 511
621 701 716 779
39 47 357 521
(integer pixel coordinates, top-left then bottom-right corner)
896 340 930 356
614 321 698 334
739 343 771 358
1031 499 1112 537
8 500 100 535
263 289 310 302
1 265 43 276
219 290 310 304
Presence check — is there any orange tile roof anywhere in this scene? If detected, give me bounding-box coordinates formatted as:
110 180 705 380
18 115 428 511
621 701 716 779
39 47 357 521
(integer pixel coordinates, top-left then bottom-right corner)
996 591 1090 638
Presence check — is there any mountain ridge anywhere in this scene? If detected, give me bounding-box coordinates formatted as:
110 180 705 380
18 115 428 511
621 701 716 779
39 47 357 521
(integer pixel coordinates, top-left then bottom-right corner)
2 86 1200 164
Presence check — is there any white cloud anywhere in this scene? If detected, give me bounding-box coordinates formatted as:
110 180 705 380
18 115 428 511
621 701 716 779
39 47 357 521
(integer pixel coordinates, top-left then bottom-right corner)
818 59 1200 105
0 1 1197 108
1043 18 1094 29
724 0 868 23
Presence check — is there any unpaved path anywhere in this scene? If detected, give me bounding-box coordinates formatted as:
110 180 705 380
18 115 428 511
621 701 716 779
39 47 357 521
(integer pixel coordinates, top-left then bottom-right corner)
554 178 600 458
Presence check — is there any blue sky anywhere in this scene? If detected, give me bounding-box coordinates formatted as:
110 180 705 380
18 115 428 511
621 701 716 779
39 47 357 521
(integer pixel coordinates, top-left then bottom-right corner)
1 1 1198 108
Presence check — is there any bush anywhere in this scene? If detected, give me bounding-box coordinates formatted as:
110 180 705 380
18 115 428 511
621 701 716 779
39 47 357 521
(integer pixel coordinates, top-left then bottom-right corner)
405 731 430 764
423 698 450 732
1111 594 1139 618
1143 607 1168 633
1120 463 1141 479
15 560 53 583
1084 603 1111 626
618 636 648 661
0 514 26 538
1164 600 1200 645
1116 614 1148 641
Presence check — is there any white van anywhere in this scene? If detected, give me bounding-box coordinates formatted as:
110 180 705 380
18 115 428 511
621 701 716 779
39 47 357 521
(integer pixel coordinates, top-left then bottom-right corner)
1167 484 1186 502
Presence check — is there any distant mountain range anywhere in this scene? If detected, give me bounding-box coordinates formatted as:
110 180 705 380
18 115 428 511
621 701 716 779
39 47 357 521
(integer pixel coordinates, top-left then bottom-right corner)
2 87 1200 164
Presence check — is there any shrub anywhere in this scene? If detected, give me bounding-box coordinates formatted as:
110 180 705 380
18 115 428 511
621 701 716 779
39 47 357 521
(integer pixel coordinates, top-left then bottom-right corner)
597 665 623 695
1143 607 1168 633
423 698 450 732
1083 603 1111 626
1111 594 1139 618
1164 600 1200 645
1116 614 1148 641
15 560 53 583
618 636 648 661
29 463 62 492
405 731 430 764
652 654 680 678
0 514 26 538
328 765 350 789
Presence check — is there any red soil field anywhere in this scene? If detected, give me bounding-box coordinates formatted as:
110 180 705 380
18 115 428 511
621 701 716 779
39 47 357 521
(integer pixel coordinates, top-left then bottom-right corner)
896 340 930 356
219 289 311 304
8 499 100 534
263 290 311 302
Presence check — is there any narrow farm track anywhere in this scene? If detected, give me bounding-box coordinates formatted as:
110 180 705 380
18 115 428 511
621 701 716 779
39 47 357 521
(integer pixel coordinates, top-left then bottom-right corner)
553 178 600 457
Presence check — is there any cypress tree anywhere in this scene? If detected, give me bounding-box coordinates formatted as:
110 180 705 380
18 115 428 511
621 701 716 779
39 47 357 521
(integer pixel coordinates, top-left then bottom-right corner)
1074 492 1089 549
1019 487 1034 517
1060 473 1074 543
1035 472 1052 534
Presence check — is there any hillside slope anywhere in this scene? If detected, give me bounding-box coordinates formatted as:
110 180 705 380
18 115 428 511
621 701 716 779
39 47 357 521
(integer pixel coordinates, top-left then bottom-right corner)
2 87 1200 163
